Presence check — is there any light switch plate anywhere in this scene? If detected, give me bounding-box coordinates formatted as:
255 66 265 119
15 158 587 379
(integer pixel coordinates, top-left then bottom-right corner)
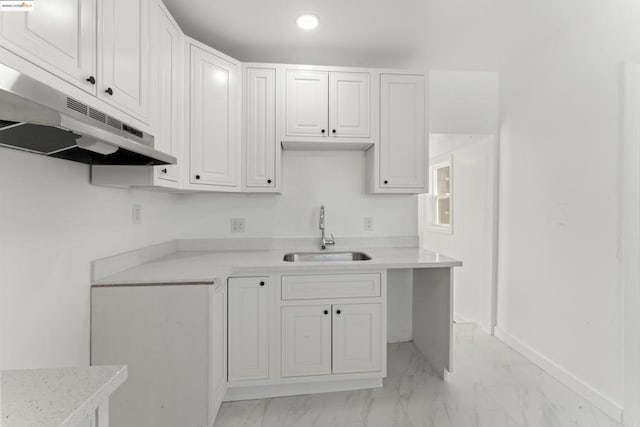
230 218 246 233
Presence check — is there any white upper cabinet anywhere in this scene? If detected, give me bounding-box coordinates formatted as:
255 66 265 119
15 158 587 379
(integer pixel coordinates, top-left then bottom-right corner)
98 0 150 121
0 0 151 123
244 67 277 189
378 73 426 190
189 42 240 190
332 303 382 374
284 68 372 144
329 72 370 138
0 0 97 94
154 3 182 185
228 277 271 382
286 70 329 137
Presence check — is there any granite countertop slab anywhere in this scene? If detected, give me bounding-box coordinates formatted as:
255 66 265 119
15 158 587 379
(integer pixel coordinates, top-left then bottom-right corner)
2 365 127 427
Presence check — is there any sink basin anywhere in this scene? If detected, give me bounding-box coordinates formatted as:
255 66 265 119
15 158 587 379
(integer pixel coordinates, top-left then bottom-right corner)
283 251 372 262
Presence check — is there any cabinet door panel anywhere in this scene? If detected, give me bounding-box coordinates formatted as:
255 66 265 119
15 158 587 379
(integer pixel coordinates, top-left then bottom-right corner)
91 285 212 427
281 305 332 377
245 68 276 188
0 0 96 93
99 0 149 119
286 70 328 137
329 72 370 138
155 5 182 183
380 74 425 188
190 45 239 187
332 303 382 374
228 277 270 381
210 281 227 424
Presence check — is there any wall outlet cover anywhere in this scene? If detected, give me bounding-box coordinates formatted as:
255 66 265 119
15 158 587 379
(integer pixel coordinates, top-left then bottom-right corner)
230 218 246 233
364 217 374 232
132 205 142 225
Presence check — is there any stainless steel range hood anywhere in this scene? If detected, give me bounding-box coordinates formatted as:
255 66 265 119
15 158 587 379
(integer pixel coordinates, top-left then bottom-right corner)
0 63 176 165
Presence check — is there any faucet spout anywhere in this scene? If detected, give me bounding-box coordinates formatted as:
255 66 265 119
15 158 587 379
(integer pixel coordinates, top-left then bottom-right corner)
319 205 335 250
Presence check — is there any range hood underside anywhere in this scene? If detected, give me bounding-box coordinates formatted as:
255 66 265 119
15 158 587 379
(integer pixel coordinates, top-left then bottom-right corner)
0 121 169 166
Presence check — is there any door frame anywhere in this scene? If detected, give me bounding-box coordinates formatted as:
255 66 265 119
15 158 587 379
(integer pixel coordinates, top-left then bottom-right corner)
623 63 640 427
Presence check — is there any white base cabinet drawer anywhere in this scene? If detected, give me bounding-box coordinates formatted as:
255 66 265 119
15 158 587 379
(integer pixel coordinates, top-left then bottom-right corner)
281 273 381 300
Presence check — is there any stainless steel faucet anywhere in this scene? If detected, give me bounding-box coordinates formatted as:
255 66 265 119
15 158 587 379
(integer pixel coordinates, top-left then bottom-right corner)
319 205 335 250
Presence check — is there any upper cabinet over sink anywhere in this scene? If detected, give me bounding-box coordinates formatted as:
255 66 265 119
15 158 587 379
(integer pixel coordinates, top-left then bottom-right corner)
283 68 373 148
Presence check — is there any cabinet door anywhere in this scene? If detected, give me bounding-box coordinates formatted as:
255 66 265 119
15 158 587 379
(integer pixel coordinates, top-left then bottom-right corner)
281 305 332 377
329 72 370 138
286 70 328 137
228 277 270 381
190 44 239 188
245 68 276 188
332 303 382 374
154 5 182 184
99 0 149 120
91 285 213 427
379 74 426 188
209 281 227 424
0 0 96 94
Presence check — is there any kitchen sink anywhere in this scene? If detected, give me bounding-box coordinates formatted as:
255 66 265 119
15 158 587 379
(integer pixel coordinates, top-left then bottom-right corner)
282 251 372 262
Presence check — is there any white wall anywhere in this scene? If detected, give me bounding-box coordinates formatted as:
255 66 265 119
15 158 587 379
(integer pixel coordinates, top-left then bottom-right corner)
428 70 499 134
408 0 640 417
1 148 417 370
420 134 495 332
0 149 184 369
178 150 418 239
494 0 639 413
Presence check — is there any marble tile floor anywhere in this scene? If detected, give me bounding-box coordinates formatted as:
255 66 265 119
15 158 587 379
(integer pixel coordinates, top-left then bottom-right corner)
214 324 621 427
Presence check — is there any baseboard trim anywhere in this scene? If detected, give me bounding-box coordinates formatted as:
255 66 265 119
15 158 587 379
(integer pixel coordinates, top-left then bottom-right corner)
223 378 383 402
494 327 622 422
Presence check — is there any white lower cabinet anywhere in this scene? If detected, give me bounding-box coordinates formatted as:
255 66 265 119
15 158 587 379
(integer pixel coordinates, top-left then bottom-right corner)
281 303 382 378
210 279 227 421
228 277 271 382
226 270 386 403
281 304 333 377
91 281 226 427
332 303 382 374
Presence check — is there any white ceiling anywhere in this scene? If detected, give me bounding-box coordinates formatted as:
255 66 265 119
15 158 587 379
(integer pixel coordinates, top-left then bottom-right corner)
162 0 429 67
162 0 592 70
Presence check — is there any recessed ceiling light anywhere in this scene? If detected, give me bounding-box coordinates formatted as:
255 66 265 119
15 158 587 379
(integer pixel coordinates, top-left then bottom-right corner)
297 14 319 30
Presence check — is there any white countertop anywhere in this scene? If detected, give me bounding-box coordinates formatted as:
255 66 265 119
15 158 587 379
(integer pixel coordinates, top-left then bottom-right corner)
2 365 127 427
92 246 462 286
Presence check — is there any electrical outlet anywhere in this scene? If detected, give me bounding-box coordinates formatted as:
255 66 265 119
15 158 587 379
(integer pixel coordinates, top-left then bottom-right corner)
132 205 142 225
230 218 246 233
364 217 374 232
